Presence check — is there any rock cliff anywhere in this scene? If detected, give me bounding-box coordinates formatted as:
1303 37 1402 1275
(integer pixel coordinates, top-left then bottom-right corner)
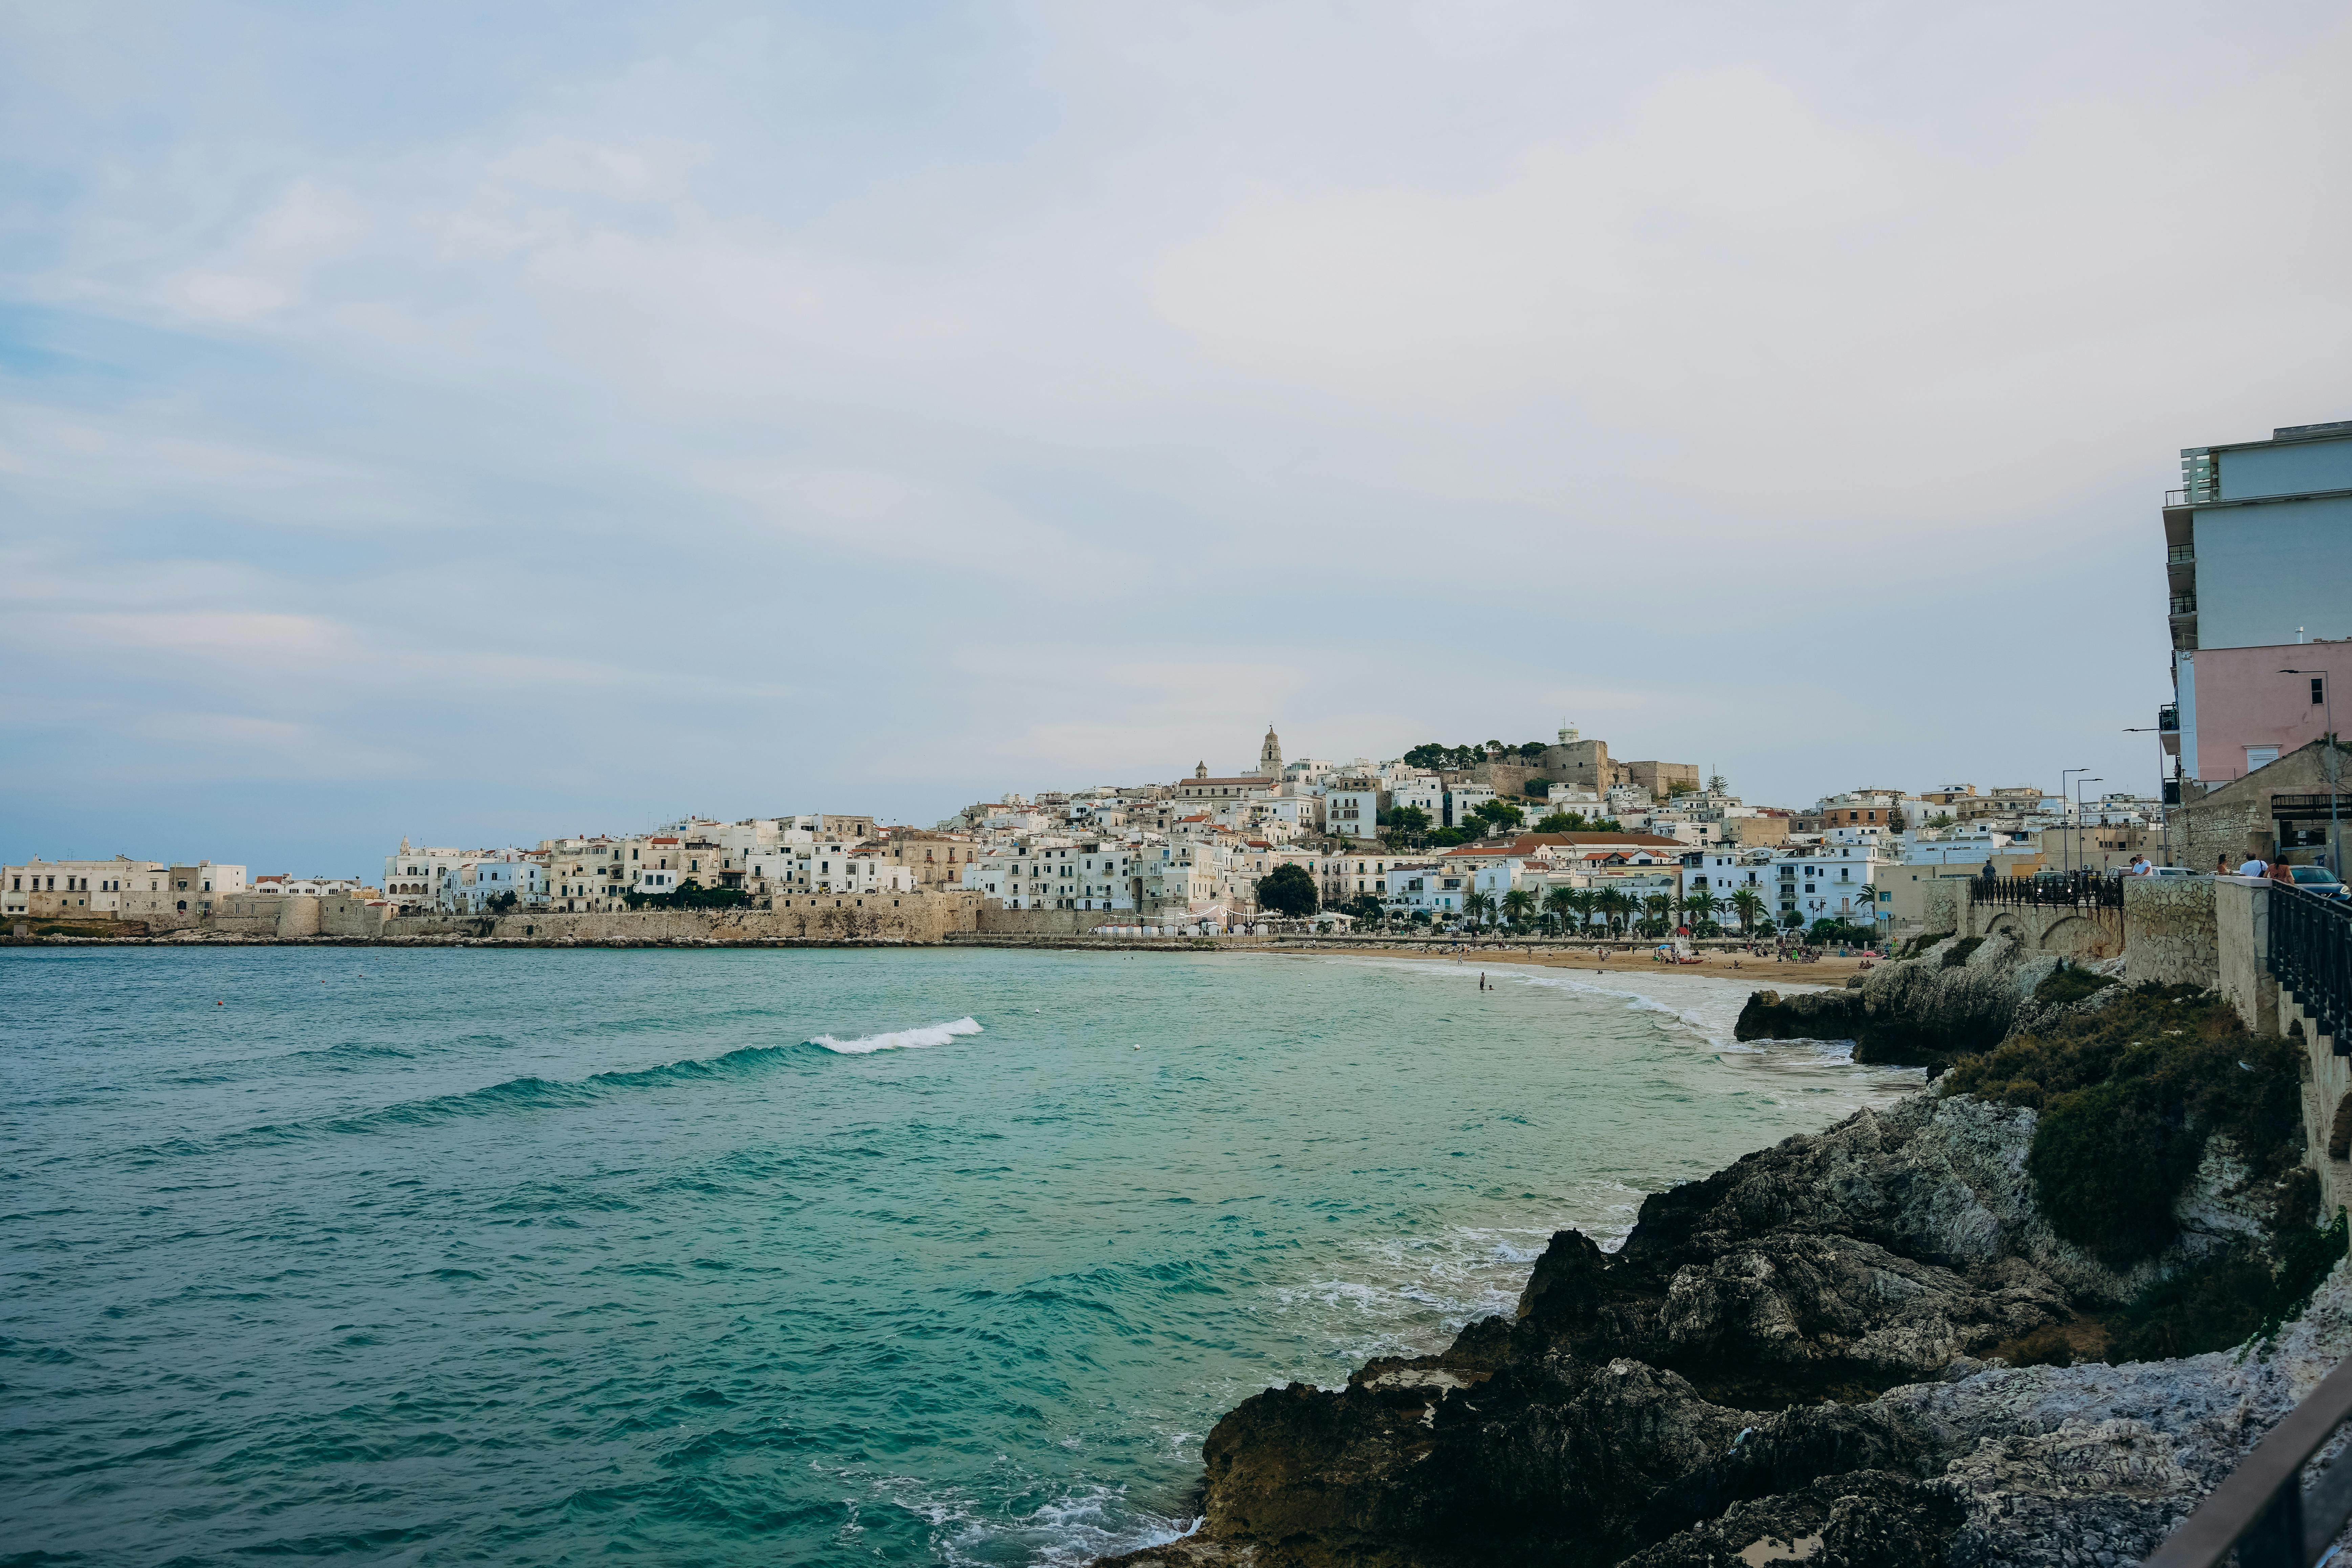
1100 963 2340 1568
1735 934 2066 1072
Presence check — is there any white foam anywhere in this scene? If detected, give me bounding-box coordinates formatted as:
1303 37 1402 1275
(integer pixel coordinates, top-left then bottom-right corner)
808 1016 984 1055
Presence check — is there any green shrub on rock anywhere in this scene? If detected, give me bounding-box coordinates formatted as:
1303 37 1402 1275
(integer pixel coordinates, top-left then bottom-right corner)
1942 984 2304 1268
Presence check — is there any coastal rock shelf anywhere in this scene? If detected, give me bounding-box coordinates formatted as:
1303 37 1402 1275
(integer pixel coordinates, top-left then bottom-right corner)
1104 944 2343 1568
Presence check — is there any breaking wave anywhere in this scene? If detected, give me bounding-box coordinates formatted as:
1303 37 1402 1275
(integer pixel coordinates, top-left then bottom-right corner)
807 1017 983 1055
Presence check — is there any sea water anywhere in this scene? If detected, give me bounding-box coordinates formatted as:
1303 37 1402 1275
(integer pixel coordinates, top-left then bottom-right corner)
0 946 1917 1565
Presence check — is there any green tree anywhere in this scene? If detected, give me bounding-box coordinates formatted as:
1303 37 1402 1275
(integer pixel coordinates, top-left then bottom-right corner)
1684 887 1720 935
1533 811 1585 833
1642 892 1672 935
1501 887 1536 927
1728 887 1765 933
1543 885 1579 933
1426 826 1472 847
1470 800 1524 836
1887 807 1909 833
1382 804 1432 847
485 890 519 913
1566 887 1599 933
1780 908 1806 932
1403 743 1449 770
1518 741 1548 760
1463 889 1496 928
1521 778 1554 800
1342 892 1386 926
1257 863 1319 917
1597 887 1629 933
1927 812 1956 830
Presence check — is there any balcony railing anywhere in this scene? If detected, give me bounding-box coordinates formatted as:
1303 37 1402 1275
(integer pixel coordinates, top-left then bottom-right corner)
2169 545 2197 564
2166 486 2218 507
2159 704 2180 733
2270 882 2351 1049
1973 871 2124 909
2172 594 2200 615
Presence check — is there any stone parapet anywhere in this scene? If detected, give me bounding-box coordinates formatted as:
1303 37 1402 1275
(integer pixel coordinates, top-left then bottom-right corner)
2122 876 2220 988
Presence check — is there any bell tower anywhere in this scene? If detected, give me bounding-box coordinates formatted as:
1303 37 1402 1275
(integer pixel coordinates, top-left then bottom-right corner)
1258 725 1283 778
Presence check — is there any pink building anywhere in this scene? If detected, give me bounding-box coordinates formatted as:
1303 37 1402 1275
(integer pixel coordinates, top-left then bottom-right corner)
2172 640 2350 783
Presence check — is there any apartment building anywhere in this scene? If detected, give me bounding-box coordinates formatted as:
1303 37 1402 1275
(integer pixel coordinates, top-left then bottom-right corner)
2166 419 2352 790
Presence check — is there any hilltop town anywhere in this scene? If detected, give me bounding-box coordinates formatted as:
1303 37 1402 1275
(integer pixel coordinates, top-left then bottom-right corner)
3 719 2171 947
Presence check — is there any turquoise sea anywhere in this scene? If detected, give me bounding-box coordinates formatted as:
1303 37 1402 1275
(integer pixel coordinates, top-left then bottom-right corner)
0 947 1918 1565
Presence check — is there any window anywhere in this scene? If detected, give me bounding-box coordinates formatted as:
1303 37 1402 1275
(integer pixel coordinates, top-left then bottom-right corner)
2315 678 2328 707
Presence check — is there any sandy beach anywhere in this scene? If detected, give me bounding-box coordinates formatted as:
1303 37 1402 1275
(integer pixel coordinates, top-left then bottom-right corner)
1265 943 1871 986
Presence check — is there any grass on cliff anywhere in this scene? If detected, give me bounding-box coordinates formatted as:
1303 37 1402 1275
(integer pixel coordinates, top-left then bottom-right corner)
1941 984 2304 1269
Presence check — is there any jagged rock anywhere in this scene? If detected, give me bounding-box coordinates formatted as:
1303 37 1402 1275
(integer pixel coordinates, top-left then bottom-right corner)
1735 934 2061 1072
1623 1470 1966 1568
1096 1084 2328 1568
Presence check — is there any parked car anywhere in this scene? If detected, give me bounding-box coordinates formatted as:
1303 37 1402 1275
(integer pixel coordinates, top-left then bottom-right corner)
2141 865 2199 878
2286 865 2347 898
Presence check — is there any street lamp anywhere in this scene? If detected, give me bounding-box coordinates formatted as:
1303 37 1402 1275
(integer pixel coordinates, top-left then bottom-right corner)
2279 669 2342 879
2123 728 2172 864
2060 768 2090 875
2074 777 2102 875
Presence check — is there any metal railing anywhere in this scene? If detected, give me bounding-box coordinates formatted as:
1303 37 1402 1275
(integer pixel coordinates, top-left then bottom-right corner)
2169 545 2197 564
2173 594 2201 615
2143 1354 2352 1568
2271 882 2352 1049
1974 871 2125 909
2160 704 2180 733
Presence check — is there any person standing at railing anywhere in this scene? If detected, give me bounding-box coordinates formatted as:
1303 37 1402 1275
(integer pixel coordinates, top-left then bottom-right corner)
2239 854 2270 877
2269 857 2296 886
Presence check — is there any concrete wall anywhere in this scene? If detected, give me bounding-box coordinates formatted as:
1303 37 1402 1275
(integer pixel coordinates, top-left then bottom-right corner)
2122 876 2220 988
459 890 985 944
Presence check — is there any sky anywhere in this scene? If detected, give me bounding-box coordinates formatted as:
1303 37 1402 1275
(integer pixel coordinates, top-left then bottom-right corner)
3 1 2349 874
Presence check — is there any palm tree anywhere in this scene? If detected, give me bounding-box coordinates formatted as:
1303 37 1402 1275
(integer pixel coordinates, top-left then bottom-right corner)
1502 887 1536 929
1463 889 1495 930
1543 885 1578 934
1596 887 1628 934
1728 887 1765 935
1571 887 1601 934
1642 892 1672 936
1685 887 1720 936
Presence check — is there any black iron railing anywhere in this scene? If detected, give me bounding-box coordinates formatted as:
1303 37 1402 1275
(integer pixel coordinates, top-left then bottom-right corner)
1975 872 2124 909
2270 883 2352 1050
2160 704 2180 733
2142 1354 2352 1568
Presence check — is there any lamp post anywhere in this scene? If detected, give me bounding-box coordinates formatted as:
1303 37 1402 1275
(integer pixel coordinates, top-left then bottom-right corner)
2060 768 2090 875
2074 777 2102 876
2279 669 2342 878
2123 728 2172 865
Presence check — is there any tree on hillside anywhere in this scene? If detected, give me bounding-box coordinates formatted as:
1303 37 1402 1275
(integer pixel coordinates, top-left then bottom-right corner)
1382 804 1432 846
1518 741 1547 760
1403 743 1449 770
1257 864 1319 918
1470 800 1524 836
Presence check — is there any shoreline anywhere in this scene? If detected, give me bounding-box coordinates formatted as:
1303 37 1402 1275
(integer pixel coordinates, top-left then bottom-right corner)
1258 941 1869 985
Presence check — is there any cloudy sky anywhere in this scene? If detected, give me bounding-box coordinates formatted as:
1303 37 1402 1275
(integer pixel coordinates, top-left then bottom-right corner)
3 1 2347 873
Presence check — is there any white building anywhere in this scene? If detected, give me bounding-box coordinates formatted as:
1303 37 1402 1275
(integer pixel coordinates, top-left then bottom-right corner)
1383 862 1467 918
438 856 544 912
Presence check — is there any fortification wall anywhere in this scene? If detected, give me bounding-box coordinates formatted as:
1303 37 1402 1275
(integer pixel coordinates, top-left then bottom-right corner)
1957 884 2124 961
2122 877 2221 988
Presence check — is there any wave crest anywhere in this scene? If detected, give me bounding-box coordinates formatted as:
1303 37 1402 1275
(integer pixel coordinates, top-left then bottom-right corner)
808 1017 982 1055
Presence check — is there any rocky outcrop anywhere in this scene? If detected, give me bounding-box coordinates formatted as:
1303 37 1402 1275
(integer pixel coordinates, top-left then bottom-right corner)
1735 935 2067 1072
1097 1085 2324 1568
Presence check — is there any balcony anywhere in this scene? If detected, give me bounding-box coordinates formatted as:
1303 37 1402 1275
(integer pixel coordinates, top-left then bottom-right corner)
2168 544 2196 564
2171 594 2199 615
2159 704 2180 733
